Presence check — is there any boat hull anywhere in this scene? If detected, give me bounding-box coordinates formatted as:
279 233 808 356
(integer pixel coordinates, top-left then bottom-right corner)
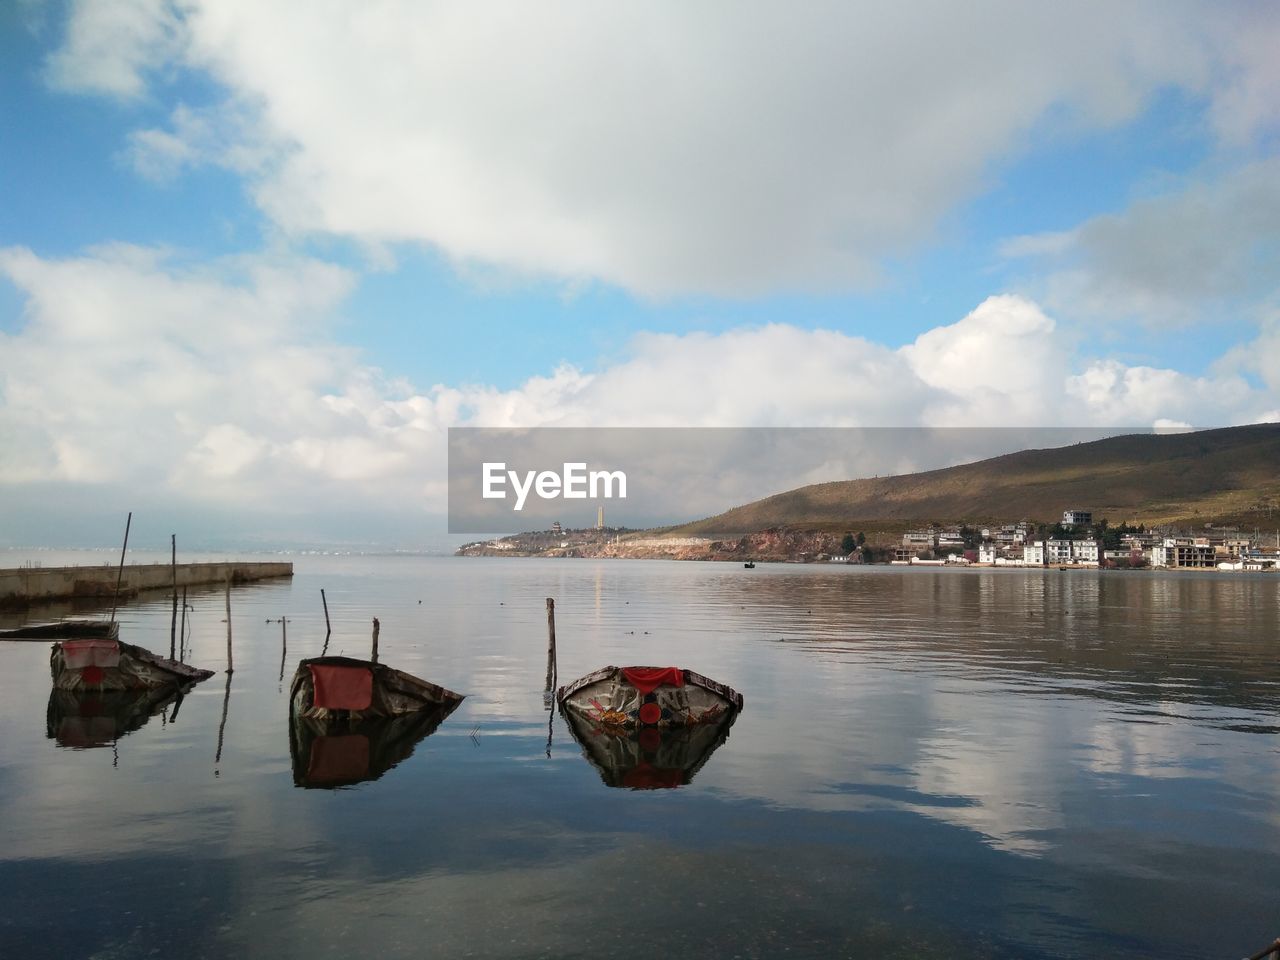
289 655 464 721
557 665 743 729
50 639 214 691
1 620 119 641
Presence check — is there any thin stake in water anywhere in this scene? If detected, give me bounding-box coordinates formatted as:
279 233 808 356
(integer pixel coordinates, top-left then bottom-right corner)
109 512 132 624
224 572 234 674
169 533 178 659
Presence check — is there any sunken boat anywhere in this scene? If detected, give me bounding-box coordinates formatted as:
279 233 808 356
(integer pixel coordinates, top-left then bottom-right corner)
47 684 190 749
50 638 214 691
557 666 743 729
1 620 119 641
289 655 464 721
562 705 738 789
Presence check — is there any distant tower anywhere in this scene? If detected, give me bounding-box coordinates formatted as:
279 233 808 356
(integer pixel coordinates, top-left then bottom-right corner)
597 506 604 530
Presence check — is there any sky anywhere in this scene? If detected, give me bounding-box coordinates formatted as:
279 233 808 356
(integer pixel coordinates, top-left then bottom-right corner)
1 1 1278 548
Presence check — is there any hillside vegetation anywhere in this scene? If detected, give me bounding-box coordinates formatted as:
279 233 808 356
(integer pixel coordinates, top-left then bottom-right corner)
668 424 1280 538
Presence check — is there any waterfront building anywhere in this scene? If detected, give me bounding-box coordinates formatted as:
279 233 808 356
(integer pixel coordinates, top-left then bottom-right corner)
1062 509 1092 527
1150 538 1216 569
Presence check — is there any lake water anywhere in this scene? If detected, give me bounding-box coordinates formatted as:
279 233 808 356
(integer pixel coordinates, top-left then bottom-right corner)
1 556 1278 959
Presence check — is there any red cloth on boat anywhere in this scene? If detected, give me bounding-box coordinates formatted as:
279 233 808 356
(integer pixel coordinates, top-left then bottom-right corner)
621 667 684 694
309 664 373 711
61 639 120 669
307 734 370 783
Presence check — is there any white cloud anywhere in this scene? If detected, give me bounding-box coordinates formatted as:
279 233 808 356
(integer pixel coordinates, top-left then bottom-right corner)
0 245 365 500
46 0 1280 297
3 251 1276 528
1204 5 1280 146
1004 159 1280 325
44 0 184 98
902 295 1058 425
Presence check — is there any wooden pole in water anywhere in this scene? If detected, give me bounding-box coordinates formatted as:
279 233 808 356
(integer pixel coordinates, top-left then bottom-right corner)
371 617 380 664
224 572 234 674
544 597 557 694
179 586 188 662
109 512 132 624
169 534 178 659
321 589 331 639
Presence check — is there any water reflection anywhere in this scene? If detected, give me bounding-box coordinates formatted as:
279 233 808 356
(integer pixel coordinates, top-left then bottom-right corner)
562 708 738 789
289 704 461 788
46 686 189 749
2 556 1278 959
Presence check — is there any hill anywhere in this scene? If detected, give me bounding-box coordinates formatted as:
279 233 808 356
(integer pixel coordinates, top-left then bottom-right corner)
667 424 1280 538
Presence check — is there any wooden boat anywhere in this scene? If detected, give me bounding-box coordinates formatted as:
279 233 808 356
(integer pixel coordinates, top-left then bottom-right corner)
562 705 737 789
289 705 458 788
743 561 755 568
557 666 743 729
1 620 119 641
47 685 190 749
50 638 213 691
289 655 464 720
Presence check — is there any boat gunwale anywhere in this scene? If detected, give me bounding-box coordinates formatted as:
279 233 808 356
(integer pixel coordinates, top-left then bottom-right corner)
290 654 465 711
556 665 744 711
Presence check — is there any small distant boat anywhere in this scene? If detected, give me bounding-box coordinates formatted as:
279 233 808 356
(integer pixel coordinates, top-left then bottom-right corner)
557 665 743 729
1 620 119 641
289 655 464 720
743 561 755 569
50 639 213 691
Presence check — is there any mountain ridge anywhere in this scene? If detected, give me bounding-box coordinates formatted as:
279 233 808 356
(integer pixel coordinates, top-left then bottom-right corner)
664 424 1280 538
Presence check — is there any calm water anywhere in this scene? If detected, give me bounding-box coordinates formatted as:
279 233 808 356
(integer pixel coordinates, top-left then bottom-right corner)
1 557 1278 959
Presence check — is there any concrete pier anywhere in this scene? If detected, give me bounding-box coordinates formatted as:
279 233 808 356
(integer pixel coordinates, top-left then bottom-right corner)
0 561 293 609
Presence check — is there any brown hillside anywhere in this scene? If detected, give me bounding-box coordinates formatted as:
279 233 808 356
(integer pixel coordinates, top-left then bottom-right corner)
670 424 1280 537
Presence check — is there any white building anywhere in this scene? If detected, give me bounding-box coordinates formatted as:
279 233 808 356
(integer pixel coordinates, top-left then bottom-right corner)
1046 539 1075 564
902 528 938 549
1064 540 1096 563
1062 509 1092 527
1046 538 1100 564
1023 541 1046 565
1150 538 1216 569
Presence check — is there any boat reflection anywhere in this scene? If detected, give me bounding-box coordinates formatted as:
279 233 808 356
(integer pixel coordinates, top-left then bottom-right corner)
46 685 189 749
288 704 460 788
561 707 738 789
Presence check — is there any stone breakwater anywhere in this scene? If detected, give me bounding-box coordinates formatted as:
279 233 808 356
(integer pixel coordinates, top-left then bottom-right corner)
0 561 293 609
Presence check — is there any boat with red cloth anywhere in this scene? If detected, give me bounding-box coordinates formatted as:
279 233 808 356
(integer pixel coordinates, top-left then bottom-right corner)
289 655 464 720
556 665 743 729
50 638 214 691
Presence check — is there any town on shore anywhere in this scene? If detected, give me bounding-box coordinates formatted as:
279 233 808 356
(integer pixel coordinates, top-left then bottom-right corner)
456 508 1280 571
